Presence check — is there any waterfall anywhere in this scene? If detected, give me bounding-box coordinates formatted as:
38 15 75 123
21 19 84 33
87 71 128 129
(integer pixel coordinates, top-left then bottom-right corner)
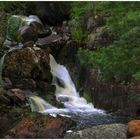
49 54 94 109
28 54 105 114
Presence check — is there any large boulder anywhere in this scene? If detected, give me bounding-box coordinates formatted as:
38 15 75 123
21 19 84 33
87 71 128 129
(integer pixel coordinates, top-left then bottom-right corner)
128 120 140 137
64 123 128 139
4 114 76 138
3 47 52 84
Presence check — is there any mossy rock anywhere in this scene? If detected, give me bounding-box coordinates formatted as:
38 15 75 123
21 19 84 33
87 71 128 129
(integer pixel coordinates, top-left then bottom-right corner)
7 15 42 43
3 47 51 83
7 15 26 42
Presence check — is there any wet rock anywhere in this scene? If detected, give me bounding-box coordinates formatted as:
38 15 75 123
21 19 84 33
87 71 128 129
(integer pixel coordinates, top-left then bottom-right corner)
128 120 140 137
4 88 26 106
19 25 38 43
57 40 79 64
38 25 52 38
64 123 127 139
23 41 34 48
38 115 76 138
36 34 64 49
5 114 76 138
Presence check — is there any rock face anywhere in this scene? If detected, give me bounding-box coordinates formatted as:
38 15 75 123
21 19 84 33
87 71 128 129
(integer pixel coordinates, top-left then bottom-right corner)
76 66 140 117
87 26 113 50
4 114 76 138
64 123 128 139
36 2 72 25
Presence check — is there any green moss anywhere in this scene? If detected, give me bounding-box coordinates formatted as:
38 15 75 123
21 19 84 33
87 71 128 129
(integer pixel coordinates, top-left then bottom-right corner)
7 15 26 42
0 2 36 15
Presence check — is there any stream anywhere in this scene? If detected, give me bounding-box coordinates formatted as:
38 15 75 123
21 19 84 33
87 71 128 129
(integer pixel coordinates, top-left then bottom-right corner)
28 54 129 130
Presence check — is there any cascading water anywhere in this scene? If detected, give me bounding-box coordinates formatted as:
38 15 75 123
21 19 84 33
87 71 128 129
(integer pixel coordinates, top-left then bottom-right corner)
29 54 105 114
50 54 95 110
28 54 128 130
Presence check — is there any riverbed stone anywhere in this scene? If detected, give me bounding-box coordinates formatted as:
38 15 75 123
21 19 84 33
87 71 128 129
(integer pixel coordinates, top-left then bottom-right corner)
128 120 140 137
64 123 128 139
4 113 76 138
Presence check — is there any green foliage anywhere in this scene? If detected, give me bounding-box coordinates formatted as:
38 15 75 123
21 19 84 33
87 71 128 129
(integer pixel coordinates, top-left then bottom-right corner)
96 2 140 41
7 15 26 42
0 2 35 15
78 2 140 82
132 72 140 81
78 28 140 82
70 2 93 41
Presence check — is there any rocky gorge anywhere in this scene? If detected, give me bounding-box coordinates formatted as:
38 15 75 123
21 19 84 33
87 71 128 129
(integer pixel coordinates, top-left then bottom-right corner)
0 1 140 139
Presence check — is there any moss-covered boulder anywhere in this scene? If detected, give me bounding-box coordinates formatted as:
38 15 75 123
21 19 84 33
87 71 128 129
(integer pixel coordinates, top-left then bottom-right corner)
6 15 42 43
64 123 128 139
3 47 52 84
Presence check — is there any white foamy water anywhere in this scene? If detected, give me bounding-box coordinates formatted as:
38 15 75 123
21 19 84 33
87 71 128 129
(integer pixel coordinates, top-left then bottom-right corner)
29 54 105 114
49 54 94 109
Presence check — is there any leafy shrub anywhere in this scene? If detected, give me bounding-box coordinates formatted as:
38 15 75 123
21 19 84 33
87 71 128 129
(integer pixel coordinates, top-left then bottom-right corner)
78 2 140 82
0 2 36 15
70 2 94 41
78 26 140 82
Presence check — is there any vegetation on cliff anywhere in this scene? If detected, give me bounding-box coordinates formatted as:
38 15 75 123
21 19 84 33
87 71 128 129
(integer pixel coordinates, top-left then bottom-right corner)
71 2 140 83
